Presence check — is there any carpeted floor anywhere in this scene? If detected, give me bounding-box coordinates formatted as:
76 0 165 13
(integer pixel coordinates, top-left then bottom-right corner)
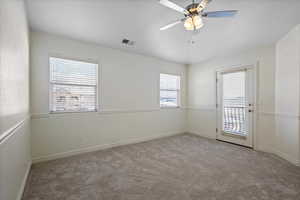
23 133 300 200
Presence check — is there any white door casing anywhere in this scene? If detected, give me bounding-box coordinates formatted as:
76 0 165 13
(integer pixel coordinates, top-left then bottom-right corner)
216 65 256 148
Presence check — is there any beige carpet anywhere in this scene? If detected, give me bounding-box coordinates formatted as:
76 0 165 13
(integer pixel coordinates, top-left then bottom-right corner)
23 133 300 200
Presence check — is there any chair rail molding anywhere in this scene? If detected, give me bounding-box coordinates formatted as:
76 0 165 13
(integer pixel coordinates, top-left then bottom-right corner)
186 105 216 111
0 115 30 145
31 107 187 119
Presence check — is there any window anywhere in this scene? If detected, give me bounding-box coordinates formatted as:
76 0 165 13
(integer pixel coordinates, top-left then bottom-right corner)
160 73 180 108
49 57 98 113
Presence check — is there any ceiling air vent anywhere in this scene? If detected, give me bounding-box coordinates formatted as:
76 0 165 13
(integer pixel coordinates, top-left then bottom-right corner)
122 38 135 46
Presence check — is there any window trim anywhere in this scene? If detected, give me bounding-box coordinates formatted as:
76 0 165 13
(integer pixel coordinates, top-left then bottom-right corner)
159 73 181 109
48 56 99 114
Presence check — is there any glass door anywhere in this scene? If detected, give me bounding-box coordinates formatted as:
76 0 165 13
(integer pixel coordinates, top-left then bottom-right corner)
217 67 255 147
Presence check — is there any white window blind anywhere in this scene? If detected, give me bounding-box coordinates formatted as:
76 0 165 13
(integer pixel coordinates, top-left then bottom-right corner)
49 57 98 113
160 73 180 108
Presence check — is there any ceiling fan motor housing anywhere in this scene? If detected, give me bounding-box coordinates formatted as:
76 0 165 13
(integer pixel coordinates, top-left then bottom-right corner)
185 3 200 16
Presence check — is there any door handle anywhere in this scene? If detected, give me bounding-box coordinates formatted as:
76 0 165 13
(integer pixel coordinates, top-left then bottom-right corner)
248 109 254 113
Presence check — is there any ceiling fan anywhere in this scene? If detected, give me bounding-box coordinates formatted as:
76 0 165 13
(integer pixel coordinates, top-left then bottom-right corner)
159 0 238 31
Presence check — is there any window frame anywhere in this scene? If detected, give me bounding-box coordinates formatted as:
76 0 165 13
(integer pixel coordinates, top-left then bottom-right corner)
159 73 181 109
48 56 99 114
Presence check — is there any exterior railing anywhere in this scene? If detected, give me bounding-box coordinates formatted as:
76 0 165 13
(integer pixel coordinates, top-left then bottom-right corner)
223 106 246 135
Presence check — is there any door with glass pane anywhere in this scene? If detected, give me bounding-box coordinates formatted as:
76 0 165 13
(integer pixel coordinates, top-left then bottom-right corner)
216 67 255 147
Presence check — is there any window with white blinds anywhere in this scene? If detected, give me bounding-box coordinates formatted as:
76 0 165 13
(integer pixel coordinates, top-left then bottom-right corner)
160 73 181 108
49 57 98 113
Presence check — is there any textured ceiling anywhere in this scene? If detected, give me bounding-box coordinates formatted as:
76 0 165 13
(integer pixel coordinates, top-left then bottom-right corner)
26 0 300 64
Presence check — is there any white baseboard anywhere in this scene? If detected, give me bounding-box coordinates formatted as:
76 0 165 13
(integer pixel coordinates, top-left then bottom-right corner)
17 161 31 200
188 131 300 167
32 130 300 167
255 146 275 154
32 131 184 163
187 130 216 140
258 146 300 167
273 149 300 167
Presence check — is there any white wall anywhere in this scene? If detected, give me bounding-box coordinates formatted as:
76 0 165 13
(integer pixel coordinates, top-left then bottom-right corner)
187 46 276 153
0 0 31 200
30 31 187 162
275 25 300 166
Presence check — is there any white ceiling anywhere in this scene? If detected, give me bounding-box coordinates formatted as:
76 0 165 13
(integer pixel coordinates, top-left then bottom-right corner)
26 0 300 64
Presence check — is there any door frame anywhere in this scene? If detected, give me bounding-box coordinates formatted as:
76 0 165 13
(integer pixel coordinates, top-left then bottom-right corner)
215 63 258 149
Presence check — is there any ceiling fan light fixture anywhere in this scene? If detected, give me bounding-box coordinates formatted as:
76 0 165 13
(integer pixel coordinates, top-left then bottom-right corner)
193 15 204 29
184 17 194 30
184 15 203 31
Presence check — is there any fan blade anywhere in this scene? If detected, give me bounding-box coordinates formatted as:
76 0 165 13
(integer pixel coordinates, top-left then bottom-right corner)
159 0 189 15
197 0 212 11
202 10 238 17
160 18 185 31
